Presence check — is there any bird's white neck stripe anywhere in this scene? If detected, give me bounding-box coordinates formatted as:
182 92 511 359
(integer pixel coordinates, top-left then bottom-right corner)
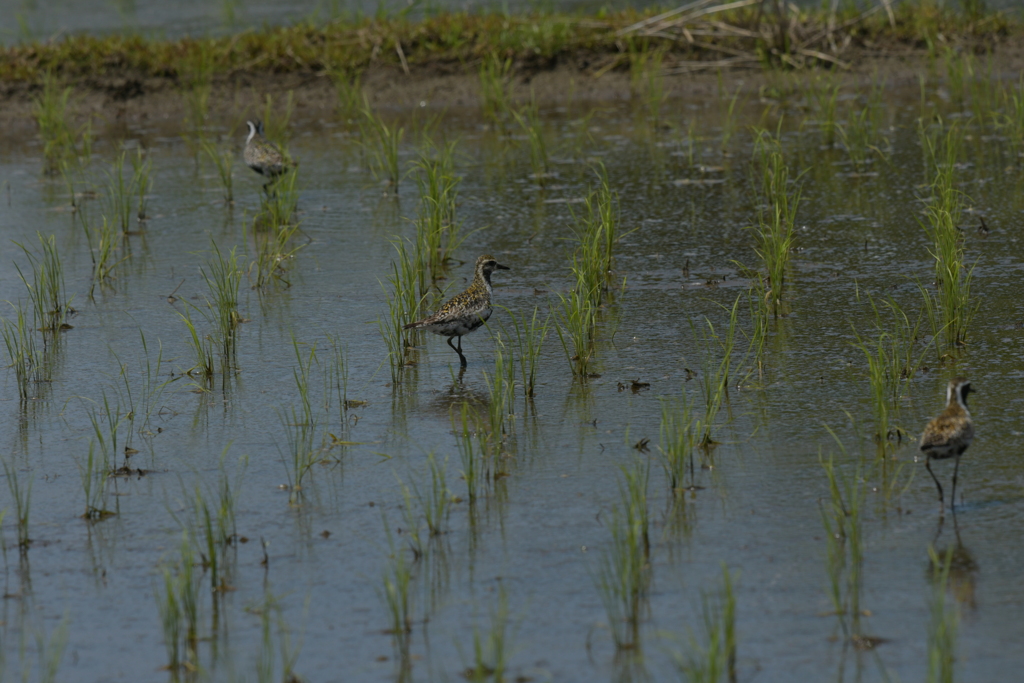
246 123 257 144
949 385 971 415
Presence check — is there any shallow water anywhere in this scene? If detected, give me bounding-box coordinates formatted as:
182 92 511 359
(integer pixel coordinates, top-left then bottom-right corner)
2 73 1024 683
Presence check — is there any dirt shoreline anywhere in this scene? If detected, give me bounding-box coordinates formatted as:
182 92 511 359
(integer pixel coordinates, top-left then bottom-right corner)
2 42 1024 140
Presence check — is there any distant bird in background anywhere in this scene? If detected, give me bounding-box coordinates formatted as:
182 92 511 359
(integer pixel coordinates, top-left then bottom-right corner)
403 255 510 368
244 119 292 189
919 377 975 511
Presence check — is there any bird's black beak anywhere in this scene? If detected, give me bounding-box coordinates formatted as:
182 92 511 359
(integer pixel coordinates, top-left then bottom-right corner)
496 263 510 270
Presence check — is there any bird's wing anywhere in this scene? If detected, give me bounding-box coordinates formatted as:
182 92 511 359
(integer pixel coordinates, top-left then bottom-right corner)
919 415 962 451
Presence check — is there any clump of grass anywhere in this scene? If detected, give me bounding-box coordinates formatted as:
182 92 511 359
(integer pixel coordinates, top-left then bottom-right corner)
555 166 625 379
80 211 125 296
595 458 650 651
927 546 958 683
131 147 152 220
360 101 404 194
811 76 840 147
750 129 800 318
919 122 975 349
998 76 1024 160
479 53 514 130
177 306 215 386
379 238 428 384
658 390 698 492
464 586 511 682
629 44 666 123
413 139 463 280
852 289 933 450
837 101 890 171
32 71 91 174
105 151 135 232
720 87 742 151
506 305 550 400
86 390 127 472
78 441 116 521
2 459 33 550
200 240 244 361
482 332 516 453
691 296 741 448
280 338 322 504
199 137 234 203
555 284 597 380
255 166 300 230
181 42 214 136
331 68 364 121
674 564 737 683
819 440 867 643
1 302 43 402
512 97 548 183
14 233 74 332
746 269 770 376
179 460 239 594
244 206 305 290
260 91 295 147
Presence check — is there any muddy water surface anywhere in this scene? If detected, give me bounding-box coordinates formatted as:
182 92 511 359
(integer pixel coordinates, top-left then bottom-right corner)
1 79 1024 683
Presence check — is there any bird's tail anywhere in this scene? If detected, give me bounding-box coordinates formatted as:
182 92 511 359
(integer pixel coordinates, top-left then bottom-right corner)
402 320 425 330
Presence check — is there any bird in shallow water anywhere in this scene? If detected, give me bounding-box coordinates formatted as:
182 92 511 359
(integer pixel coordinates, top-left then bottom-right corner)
244 119 292 189
919 377 975 511
403 255 510 368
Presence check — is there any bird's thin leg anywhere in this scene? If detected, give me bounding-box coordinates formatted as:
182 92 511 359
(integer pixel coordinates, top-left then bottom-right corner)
447 336 467 368
926 458 945 510
951 454 962 510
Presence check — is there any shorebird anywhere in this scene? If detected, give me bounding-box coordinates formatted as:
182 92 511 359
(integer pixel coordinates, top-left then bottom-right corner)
244 119 290 188
919 377 975 510
403 255 510 368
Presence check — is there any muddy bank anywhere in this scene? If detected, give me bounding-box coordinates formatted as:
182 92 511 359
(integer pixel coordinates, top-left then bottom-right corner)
3 40 1024 142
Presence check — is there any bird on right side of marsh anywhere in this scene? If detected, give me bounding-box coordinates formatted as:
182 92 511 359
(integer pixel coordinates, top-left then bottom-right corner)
244 119 290 187
403 255 510 368
919 377 975 511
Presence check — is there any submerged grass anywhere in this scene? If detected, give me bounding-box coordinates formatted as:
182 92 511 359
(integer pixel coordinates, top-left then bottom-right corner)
157 531 202 673
595 458 650 651
464 586 511 682
3 459 33 549
927 546 958 683
819 438 868 643
380 521 414 673
692 296 742 448
674 564 736 683
658 389 698 492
